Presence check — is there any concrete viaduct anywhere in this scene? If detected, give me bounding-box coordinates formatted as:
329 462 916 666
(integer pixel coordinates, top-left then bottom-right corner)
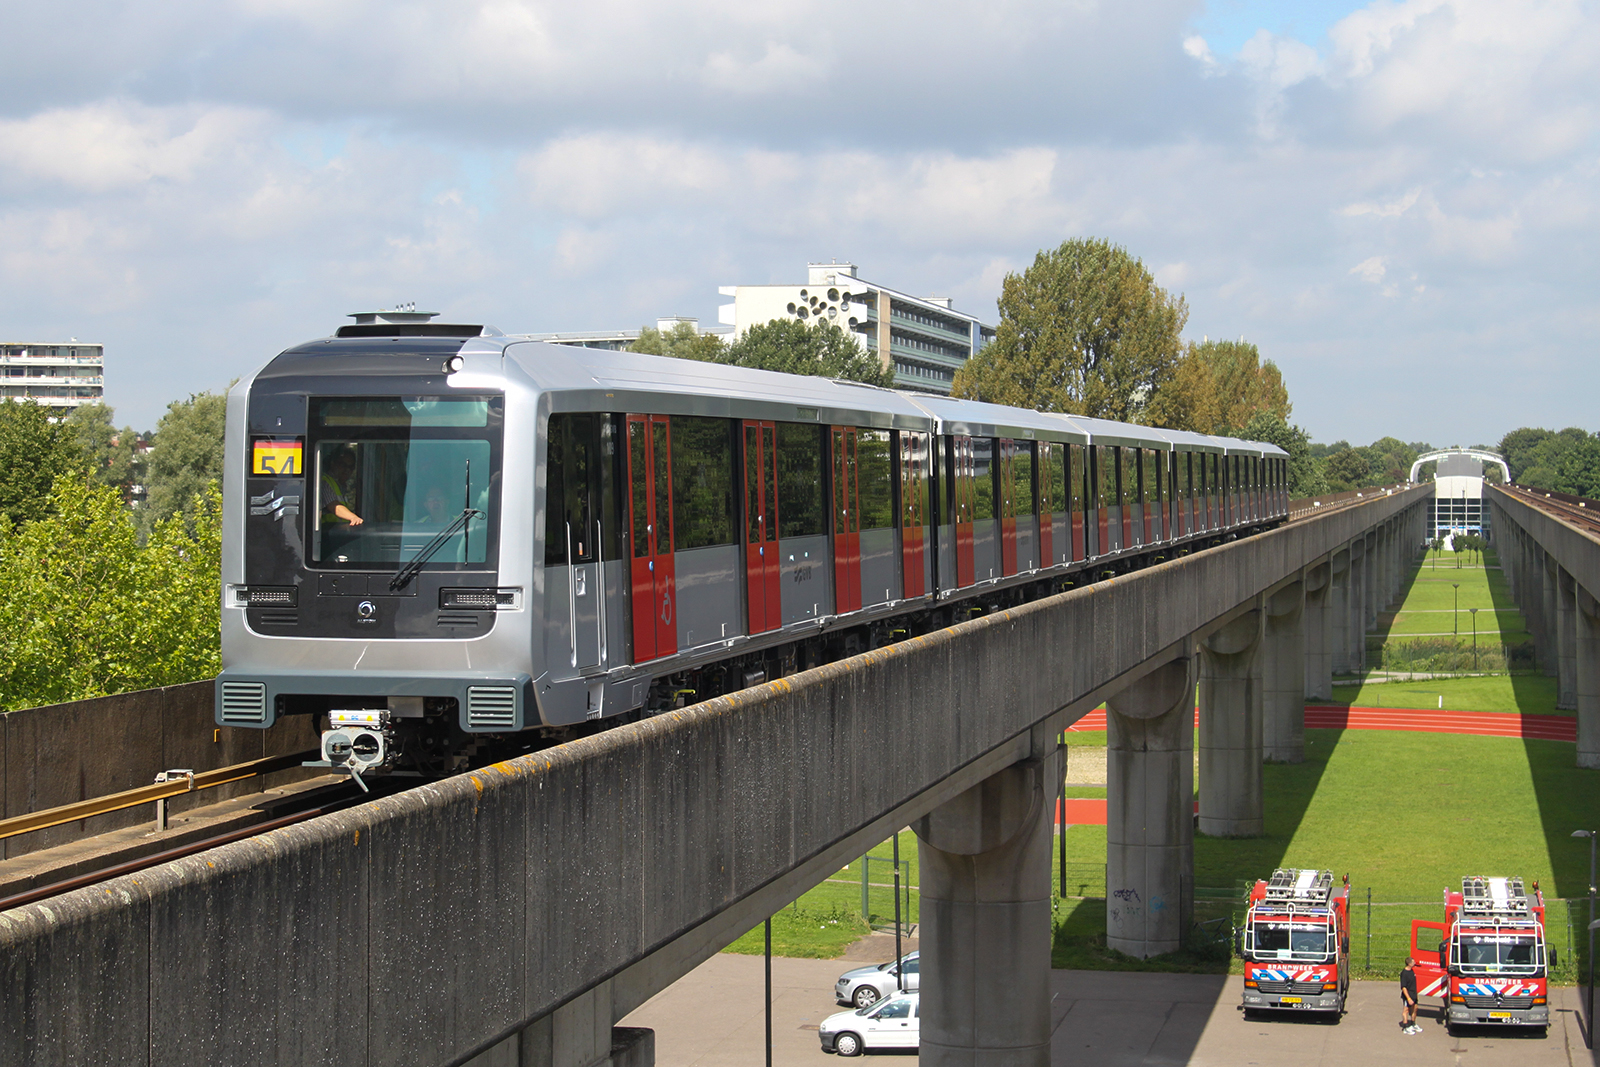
3 486 1430 1067
1489 485 1600 767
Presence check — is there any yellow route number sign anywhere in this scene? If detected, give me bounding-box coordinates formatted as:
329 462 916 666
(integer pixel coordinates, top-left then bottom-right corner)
252 437 305 477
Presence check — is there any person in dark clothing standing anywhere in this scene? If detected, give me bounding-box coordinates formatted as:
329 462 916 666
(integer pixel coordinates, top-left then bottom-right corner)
1400 957 1420 1034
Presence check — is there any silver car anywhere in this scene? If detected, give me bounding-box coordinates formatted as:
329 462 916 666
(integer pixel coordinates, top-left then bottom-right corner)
833 951 919 1008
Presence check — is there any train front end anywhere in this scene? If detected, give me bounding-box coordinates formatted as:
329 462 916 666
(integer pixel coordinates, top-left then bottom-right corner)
215 316 539 786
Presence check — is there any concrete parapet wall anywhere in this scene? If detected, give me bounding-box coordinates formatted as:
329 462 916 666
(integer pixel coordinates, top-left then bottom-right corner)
1 681 318 859
0 486 1429 1067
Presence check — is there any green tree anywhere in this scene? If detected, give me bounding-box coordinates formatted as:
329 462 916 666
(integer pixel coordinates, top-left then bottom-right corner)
1324 448 1369 492
952 237 1187 421
720 318 893 387
0 399 81 525
0 476 221 710
1149 339 1291 434
147 390 228 522
1239 413 1326 498
629 322 727 363
1498 427 1552 483
64 401 146 496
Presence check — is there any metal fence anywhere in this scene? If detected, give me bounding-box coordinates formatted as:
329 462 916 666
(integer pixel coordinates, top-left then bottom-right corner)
1056 865 1589 980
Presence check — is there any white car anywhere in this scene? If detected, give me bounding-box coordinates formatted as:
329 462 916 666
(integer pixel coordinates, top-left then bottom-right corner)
833 951 919 1008
819 992 920 1056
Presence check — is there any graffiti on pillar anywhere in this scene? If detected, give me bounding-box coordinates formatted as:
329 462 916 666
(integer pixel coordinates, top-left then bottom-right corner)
1112 887 1142 902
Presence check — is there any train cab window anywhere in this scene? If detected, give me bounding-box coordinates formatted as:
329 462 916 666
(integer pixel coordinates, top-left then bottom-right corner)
972 438 995 520
545 413 596 565
776 423 825 537
857 429 894 530
308 396 500 567
670 416 735 550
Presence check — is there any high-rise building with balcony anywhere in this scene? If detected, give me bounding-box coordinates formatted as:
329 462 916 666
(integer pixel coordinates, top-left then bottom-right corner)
0 341 104 415
718 262 995 394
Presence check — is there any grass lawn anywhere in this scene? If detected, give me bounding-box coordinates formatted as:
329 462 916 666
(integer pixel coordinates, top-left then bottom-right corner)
1051 727 1600 979
1320 673 1564 715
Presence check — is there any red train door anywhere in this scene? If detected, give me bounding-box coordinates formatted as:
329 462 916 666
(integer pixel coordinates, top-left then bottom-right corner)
953 436 976 586
626 414 676 662
832 426 861 613
999 439 1018 576
743 420 782 634
900 431 926 598
1038 442 1054 566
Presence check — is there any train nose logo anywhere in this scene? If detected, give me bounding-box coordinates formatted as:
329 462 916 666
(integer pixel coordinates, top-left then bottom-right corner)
356 600 378 622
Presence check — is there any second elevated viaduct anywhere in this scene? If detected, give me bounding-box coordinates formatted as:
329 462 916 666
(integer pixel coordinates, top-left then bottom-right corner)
2 486 1429 1067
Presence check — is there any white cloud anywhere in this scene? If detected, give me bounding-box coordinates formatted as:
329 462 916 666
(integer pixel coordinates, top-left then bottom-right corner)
1349 255 1389 285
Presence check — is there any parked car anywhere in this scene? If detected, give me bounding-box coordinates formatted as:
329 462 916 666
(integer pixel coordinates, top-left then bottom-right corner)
834 951 919 1008
819 992 920 1056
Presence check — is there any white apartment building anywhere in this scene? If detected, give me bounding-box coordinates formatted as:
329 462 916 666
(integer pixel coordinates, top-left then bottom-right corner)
718 262 995 394
0 341 104 415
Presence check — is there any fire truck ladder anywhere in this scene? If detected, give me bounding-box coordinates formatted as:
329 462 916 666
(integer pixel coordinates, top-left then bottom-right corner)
1460 876 1534 919
1263 868 1334 907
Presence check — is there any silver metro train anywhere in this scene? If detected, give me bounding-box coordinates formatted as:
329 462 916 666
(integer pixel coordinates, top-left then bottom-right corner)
216 314 1289 783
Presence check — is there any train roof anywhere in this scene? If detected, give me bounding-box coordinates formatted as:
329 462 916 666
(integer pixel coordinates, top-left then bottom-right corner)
259 331 1289 458
901 393 1089 445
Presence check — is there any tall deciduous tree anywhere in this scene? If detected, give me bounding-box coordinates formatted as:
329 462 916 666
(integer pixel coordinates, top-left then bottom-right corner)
64 401 146 497
0 399 81 526
147 390 228 522
720 318 892 387
1147 339 1291 434
1238 413 1326 498
629 321 728 363
951 238 1187 421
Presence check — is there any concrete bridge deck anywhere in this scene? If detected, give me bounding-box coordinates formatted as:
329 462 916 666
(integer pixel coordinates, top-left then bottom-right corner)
2 486 1434 1067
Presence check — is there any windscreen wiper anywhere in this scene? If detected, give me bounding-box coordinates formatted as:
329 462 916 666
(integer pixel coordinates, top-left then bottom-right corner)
389 509 482 591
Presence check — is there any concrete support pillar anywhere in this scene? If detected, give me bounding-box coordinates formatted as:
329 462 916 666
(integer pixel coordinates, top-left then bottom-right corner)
1263 581 1306 763
1558 568 1577 709
1364 532 1379 629
1105 657 1195 958
1578 589 1600 771
465 983 655 1067
915 748 1059 1067
1541 556 1558 677
1347 541 1367 674
1198 608 1264 837
1304 563 1332 702
1330 550 1351 676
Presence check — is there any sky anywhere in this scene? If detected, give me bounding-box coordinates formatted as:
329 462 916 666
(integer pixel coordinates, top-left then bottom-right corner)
3 0 1598 448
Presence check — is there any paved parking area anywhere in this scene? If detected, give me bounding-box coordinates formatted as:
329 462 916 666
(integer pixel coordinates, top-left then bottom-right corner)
621 954 1594 1067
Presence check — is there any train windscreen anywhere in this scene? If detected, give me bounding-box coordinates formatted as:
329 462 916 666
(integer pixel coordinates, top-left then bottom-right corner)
308 396 501 567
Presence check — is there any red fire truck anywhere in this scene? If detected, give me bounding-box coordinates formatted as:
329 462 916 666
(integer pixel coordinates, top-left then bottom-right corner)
1237 868 1351 1017
1410 876 1552 1034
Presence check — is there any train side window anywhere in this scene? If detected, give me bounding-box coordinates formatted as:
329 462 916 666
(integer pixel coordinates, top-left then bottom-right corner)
1120 446 1136 507
671 416 734 550
1014 441 1035 517
971 438 996 520
544 413 595 565
776 423 824 538
857 429 894 530
900 431 930 529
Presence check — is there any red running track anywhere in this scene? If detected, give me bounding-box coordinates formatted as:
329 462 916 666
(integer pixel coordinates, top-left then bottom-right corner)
1056 705 1575 826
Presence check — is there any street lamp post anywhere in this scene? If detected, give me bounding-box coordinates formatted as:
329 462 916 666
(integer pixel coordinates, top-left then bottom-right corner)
1453 582 1461 636
1574 829 1598 1048
1469 608 1479 671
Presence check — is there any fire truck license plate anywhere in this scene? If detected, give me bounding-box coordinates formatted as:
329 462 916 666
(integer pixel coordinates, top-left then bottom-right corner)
1280 997 1302 1005
1488 1011 1512 1019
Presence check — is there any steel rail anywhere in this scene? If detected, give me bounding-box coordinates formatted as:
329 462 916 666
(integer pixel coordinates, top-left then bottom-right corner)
0 750 316 842
0 791 358 913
